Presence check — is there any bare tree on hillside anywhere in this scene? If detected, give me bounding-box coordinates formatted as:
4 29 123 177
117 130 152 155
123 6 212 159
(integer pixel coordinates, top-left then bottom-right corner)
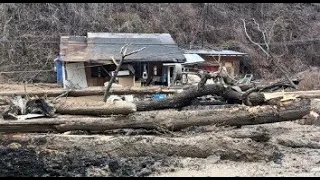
241 17 298 89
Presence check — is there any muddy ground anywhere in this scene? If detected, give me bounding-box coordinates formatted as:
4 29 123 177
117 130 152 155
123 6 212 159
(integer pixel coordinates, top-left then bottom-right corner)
1 82 320 177
0 121 320 177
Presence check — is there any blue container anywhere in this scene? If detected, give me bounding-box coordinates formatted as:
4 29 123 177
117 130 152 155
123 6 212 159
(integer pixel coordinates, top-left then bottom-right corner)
152 93 167 100
55 60 63 87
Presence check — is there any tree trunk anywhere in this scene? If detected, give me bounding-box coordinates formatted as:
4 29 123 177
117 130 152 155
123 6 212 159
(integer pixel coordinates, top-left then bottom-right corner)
136 84 268 111
54 101 137 116
0 133 282 162
136 84 234 111
0 99 310 133
103 56 125 102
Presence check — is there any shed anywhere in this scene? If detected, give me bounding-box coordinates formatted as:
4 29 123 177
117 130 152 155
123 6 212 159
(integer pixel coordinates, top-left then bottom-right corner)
58 33 186 88
184 49 249 78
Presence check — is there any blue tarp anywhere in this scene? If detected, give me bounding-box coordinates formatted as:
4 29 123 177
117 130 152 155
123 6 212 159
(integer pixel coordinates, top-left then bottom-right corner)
55 56 63 87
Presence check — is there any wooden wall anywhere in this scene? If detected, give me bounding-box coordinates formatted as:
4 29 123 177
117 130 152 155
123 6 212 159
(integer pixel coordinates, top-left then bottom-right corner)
199 55 241 78
84 62 110 87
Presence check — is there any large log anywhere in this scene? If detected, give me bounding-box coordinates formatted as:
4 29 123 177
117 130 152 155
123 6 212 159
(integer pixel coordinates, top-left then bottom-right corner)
136 82 320 111
136 84 239 111
54 100 137 116
0 86 178 97
0 99 311 133
0 133 282 162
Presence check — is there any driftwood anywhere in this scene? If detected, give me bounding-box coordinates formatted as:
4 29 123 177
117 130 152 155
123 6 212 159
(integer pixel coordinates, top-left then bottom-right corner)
136 78 314 111
0 133 282 161
0 99 310 133
135 68 294 111
136 83 267 111
136 84 227 111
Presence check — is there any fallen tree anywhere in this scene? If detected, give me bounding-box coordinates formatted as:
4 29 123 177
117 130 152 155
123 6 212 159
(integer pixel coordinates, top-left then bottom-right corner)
0 132 282 162
0 99 310 133
54 100 136 116
136 84 231 111
136 82 295 111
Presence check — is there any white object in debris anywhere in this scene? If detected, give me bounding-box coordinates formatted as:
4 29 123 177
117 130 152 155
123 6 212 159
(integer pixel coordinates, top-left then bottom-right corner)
17 114 45 121
123 95 134 102
104 82 123 88
65 62 88 89
231 85 243 93
111 70 130 76
206 78 215 84
12 96 28 115
107 95 123 103
187 74 201 84
176 89 184 93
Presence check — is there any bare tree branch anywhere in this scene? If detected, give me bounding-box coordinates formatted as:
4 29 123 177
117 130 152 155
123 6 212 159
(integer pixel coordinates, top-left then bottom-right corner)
241 18 298 89
110 56 119 66
267 16 282 45
241 19 270 57
252 18 270 52
124 47 146 58
103 44 146 102
120 43 129 55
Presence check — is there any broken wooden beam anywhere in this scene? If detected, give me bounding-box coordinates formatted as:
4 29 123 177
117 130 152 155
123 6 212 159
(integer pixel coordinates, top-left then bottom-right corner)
0 99 311 133
263 90 320 100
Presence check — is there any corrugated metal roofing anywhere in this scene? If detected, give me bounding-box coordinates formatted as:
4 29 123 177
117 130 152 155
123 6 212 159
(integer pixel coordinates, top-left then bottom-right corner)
184 49 248 56
183 54 205 65
61 33 185 63
87 32 176 44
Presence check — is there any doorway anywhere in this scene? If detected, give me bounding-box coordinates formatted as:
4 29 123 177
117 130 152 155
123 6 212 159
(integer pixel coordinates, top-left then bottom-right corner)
224 62 234 78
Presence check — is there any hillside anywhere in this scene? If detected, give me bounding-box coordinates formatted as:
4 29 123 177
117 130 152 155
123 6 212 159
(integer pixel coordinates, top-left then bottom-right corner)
0 3 319 82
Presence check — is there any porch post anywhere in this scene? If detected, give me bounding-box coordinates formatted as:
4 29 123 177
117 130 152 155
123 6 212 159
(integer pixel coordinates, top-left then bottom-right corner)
167 66 171 87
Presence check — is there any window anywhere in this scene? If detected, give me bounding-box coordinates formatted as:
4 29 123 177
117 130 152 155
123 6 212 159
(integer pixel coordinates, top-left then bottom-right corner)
91 66 109 78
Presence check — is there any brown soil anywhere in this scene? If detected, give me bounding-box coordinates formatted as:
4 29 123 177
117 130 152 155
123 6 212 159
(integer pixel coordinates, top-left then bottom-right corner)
152 122 320 177
1 121 320 177
0 83 60 92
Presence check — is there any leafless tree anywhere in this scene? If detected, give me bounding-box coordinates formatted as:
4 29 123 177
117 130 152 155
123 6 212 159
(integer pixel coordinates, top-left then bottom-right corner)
241 18 297 89
0 3 318 83
103 44 145 102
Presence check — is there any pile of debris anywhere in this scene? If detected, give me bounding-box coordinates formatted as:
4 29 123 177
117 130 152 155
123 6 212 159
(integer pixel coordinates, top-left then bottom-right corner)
1 67 320 177
0 66 319 132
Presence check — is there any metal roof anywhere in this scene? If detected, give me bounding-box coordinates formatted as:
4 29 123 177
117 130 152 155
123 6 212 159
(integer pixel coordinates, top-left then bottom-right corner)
87 32 176 44
60 33 186 63
184 49 248 56
183 53 205 65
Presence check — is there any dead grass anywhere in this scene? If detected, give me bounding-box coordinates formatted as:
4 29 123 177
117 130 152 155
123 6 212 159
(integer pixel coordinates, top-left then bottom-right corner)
296 67 320 90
